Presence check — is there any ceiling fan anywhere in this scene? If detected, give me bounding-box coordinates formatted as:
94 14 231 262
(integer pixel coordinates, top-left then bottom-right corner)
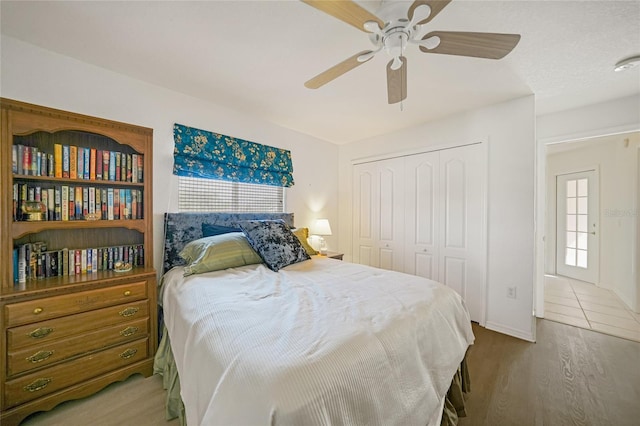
302 0 521 104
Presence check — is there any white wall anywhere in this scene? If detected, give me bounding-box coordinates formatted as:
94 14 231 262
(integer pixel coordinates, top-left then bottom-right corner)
535 95 640 316
0 36 339 275
338 96 537 341
545 134 639 311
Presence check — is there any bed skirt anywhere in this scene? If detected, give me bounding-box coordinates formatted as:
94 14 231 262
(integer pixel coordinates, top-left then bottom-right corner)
153 327 470 426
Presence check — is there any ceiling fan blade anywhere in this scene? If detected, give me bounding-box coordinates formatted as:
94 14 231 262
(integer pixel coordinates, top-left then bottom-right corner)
301 0 384 32
408 0 452 25
305 50 374 89
387 56 407 104
419 31 521 59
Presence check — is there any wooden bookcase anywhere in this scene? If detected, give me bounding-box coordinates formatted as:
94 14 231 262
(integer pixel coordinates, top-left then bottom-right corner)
0 99 157 425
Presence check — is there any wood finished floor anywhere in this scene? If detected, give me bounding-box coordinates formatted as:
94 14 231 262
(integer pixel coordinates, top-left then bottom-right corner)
19 319 640 426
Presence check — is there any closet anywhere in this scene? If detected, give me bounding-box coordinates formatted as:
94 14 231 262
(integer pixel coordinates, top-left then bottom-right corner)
353 143 486 323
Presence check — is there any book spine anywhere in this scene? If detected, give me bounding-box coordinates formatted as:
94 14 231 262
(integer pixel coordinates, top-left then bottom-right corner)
34 186 41 203
74 250 81 275
77 146 84 179
125 189 132 220
13 183 18 221
27 186 35 202
103 151 110 181
113 189 120 220
87 249 92 273
125 153 131 182
92 248 98 272
96 149 103 180
90 148 97 180
62 248 69 276
30 147 38 176
138 154 143 182
132 154 138 183
23 146 31 176
75 187 83 219
17 145 24 175
70 145 78 179
12 145 18 174
41 190 48 221
95 187 101 219
61 185 69 221
47 188 54 221
81 249 87 274
82 187 89 218
109 151 116 181
36 151 42 176
115 152 121 181
13 248 19 283
107 247 114 270
48 154 55 177
88 187 96 215
69 187 75 220
62 145 70 178
40 151 47 177
107 188 114 220
83 148 90 180
54 186 62 221
102 248 108 271
101 188 108 220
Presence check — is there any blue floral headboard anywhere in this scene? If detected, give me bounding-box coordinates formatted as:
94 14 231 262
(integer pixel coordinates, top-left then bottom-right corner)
163 212 294 273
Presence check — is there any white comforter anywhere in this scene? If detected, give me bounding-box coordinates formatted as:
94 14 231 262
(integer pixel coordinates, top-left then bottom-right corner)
162 257 474 426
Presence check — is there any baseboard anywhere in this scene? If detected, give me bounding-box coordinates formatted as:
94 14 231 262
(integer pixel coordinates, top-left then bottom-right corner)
485 321 535 342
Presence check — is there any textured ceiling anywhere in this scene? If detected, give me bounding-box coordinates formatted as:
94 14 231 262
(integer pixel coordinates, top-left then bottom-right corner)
1 0 639 144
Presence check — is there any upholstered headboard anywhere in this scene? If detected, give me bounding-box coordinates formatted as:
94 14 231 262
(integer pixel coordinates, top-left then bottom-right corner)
162 212 295 273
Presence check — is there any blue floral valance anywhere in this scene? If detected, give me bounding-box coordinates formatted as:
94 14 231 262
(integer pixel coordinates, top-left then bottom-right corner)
173 123 294 187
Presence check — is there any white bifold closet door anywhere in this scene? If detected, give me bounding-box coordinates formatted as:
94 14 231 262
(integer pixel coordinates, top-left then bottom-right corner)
353 144 486 323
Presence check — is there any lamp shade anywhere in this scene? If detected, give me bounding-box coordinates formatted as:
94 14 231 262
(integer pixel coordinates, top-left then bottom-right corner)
311 219 332 236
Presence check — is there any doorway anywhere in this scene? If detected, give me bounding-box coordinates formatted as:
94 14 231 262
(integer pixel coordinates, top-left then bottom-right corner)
555 170 599 283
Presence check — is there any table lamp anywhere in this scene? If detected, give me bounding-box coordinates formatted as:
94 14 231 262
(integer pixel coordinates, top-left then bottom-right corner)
311 218 332 255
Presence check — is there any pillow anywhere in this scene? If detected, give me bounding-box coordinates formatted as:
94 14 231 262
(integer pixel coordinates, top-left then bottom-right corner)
202 223 241 237
292 227 318 256
179 232 263 276
239 219 310 272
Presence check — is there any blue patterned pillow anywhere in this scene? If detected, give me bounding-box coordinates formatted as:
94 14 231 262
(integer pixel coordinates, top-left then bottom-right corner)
239 219 310 272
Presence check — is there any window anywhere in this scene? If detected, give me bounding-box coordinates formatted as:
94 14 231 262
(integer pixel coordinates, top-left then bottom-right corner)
178 176 284 213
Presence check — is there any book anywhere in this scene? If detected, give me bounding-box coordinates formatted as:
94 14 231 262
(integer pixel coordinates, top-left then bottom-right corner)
62 248 69 276
103 150 110 181
90 148 97 180
54 144 63 177
92 248 98 272
62 145 70 178
12 183 18 221
69 187 75 220
109 151 116 181
96 149 103 180
131 190 137 220
70 145 78 179
132 154 138 183
101 188 107 220
87 249 92 273
54 186 62 221
31 147 38 176
123 153 129 182
48 154 55 177
81 249 87 274
82 187 89 218
75 186 83 219
13 248 19 283
61 186 69 221
137 190 143 219
115 152 121 181
41 189 48 221
12 145 18 174
77 145 85 179
47 188 55 221
34 186 41 202
137 154 143 182
113 189 120 220
95 187 101 219
83 148 90 180
17 145 24 175
125 189 132 219
24 145 32 176
36 151 42 176
40 152 47 176
88 187 96 215
107 188 114 220
74 249 82 275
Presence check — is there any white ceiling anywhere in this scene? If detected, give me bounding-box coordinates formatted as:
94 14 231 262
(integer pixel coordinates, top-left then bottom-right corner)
1 0 639 144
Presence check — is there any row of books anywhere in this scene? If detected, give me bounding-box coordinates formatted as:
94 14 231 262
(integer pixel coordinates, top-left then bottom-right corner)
12 144 144 183
13 242 145 283
13 184 144 221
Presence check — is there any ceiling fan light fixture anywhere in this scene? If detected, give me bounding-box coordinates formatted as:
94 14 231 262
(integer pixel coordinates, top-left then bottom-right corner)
614 55 640 72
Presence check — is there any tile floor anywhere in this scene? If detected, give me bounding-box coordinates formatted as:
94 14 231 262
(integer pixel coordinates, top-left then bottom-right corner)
544 274 640 342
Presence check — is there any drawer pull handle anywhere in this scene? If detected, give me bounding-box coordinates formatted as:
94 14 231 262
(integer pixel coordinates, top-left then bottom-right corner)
28 327 53 339
124 290 132 296
119 307 139 317
119 348 138 359
26 350 54 363
120 326 139 337
33 307 43 315
24 378 52 393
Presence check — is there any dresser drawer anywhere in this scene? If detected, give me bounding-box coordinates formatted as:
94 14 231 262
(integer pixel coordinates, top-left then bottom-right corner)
7 301 149 351
4 281 147 327
8 318 149 377
4 338 149 409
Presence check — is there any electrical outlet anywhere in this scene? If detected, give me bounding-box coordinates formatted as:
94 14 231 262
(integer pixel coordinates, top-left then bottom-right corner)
507 286 517 299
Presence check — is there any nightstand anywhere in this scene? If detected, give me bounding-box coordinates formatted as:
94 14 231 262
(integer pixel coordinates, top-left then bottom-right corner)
325 251 344 260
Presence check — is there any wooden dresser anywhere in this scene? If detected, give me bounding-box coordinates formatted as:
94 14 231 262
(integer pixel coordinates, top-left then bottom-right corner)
0 99 157 425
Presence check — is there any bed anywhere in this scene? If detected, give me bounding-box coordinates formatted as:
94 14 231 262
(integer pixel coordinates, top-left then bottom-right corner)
154 212 474 425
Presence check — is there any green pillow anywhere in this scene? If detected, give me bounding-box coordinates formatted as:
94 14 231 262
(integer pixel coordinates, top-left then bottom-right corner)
179 232 263 276
293 227 318 256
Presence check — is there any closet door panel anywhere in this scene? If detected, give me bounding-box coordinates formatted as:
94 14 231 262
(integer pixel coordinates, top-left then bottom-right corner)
353 166 378 267
377 159 405 272
405 152 439 280
439 144 485 323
